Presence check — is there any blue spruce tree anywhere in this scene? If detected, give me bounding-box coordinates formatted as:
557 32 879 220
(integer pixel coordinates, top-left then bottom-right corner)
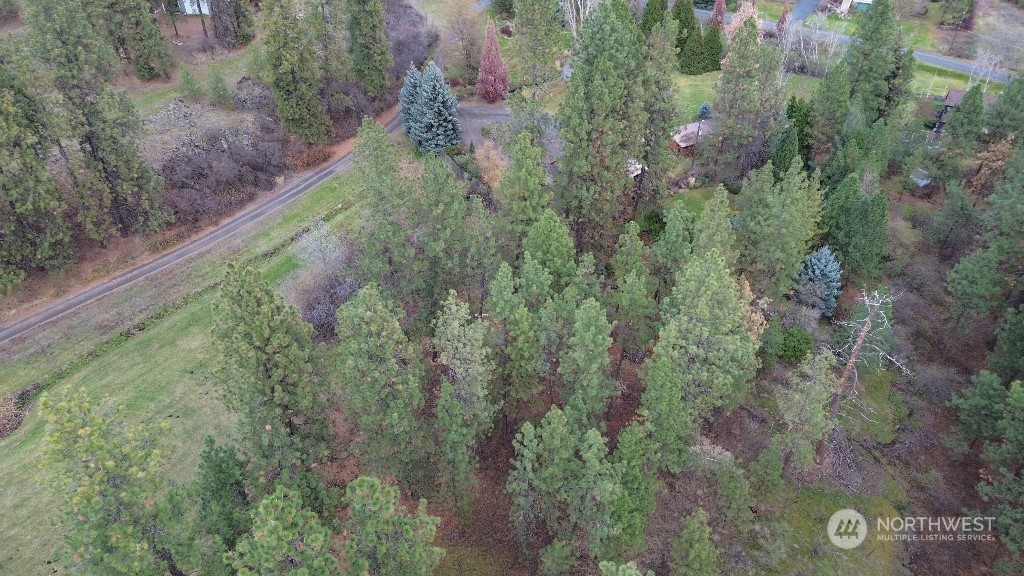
410 62 462 154
399 64 422 144
797 246 842 317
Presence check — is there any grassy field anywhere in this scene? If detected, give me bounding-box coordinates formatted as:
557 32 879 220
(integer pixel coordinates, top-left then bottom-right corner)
0 156 367 575
129 44 256 116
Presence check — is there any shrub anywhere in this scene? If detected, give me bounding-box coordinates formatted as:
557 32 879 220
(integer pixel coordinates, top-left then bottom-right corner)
750 440 784 502
778 327 813 364
208 71 235 108
179 68 204 102
291 146 333 170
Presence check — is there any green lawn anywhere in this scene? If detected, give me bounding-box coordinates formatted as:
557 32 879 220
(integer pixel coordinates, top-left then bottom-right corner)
0 153 371 575
909 62 1005 97
129 42 256 116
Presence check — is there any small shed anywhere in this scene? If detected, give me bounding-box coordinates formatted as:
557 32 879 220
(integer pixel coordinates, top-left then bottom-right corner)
670 120 716 156
176 0 210 15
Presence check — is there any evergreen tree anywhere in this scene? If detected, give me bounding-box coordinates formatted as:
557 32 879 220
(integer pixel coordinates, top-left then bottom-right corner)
26 0 169 239
226 486 342 576
786 96 812 165
668 509 719 576
708 17 783 185
771 127 800 178
399 64 422 136
823 173 889 279
343 476 446 575
523 209 577 290
632 15 681 215
211 0 255 48
949 370 1008 443
736 158 822 298
948 150 1024 320
410 62 462 153
984 73 1024 144
701 24 723 72
515 0 562 89
264 0 332 143
559 297 616 430
843 0 907 121
883 38 914 119
945 82 985 150
640 0 668 35
679 24 705 75
642 248 758 472
333 285 427 484
432 291 500 514
796 246 843 317
476 19 511 102
558 0 646 254
710 0 727 29
651 201 695 297
672 0 699 58
988 305 1024 384
39 389 183 575
215 264 330 494
0 54 73 292
807 62 851 163
776 350 841 470
90 0 175 81
498 131 551 246
691 186 740 273
193 438 252 556
347 0 393 99
610 222 656 371
610 423 659 555
926 182 978 256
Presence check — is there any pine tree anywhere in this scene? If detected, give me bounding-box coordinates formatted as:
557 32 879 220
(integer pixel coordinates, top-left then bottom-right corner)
610 423 659 555
265 0 332 143
610 225 656 369
89 0 175 81
0 54 73 292
333 285 427 484
410 62 462 153
708 17 783 185
949 370 1007 443
926 182 978 256
476 19 511 102
691 186 740 273
642 248 757 472
776 350 841 470
807 62 851 163
227 486 342 576
668 509 719 576
984 73 1024 144
672 0 699 59
523 208 577 290
192 438 252 555
988 306 1024 384
347 0 393 99
432 291 500 514
651 202 695 297
558 0 646 254
343 476 446 575
399 64 422 137
498 131 551 246
26 0 169 239
39 389 182 575
211 0 255 48
823 173 889 279
215 264 330 491
796 246 843 317
771 128 800 178
518 250 553 308
736 158 822 298
945 82 985 150
632 15 680 215
844 0 906 121
559 297 616 430
640 0 668 35
515 0 562 89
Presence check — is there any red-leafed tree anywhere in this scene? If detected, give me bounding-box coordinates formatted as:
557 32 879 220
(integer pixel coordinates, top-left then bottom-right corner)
710 0 727 29
476 19 510 102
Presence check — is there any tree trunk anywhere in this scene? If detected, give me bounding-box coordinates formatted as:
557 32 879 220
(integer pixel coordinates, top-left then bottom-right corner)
816 308 874 464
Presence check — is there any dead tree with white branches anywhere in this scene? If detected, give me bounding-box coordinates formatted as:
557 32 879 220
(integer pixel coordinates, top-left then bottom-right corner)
816 289 911 464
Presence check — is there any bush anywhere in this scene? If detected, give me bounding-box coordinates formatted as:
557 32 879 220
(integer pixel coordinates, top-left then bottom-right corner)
291 146 333 170
179 68 204 102
208 71 234 108
778 327 813 364
750 441 784 502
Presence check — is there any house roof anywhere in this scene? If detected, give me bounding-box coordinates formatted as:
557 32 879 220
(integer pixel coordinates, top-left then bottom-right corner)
672 120 716 149
944 88 999 108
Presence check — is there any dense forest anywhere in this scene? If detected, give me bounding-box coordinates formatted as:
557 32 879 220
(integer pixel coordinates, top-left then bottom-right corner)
3 0 1024 573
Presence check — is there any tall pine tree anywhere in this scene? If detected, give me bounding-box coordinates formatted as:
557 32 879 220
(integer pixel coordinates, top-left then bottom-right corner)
347 0 393 99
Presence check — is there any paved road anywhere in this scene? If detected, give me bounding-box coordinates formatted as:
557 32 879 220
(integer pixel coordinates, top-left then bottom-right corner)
790 0 821 22
0 106 511 346
694 7 1012 83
